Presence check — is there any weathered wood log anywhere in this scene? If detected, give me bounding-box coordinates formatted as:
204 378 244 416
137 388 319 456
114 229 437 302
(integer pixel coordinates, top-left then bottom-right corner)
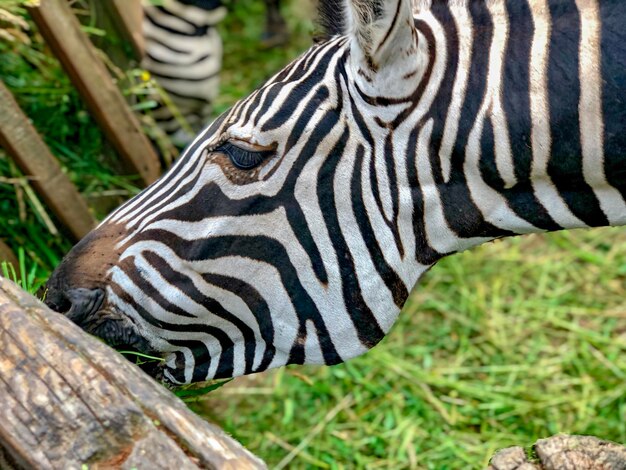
28 0 161 186
0 81 97 241
0 278 266 469
489 435 626 470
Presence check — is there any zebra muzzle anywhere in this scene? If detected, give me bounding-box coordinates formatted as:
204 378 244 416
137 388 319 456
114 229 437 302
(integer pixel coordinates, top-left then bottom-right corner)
45 286 157 360
45 286 104 324
65 287 105 325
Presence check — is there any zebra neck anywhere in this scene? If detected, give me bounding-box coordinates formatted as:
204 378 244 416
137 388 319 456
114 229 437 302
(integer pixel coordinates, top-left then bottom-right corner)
407 0 626 260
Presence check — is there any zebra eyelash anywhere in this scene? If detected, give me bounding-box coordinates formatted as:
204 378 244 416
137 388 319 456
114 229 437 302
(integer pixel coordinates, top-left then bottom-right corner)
214 141 274 170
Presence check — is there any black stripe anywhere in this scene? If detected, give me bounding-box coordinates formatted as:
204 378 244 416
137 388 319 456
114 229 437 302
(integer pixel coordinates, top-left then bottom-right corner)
166 340 212 383
128 160 205 229
428 2 458 184
352 144 411 305
260 46 337 131
347 72 408 259
146 8 211 37
144 35 190 55
439 1 513 239
383 132 404 257
547 0 608 226
319 130 387 348
599 0 626 200
175 0 223 12
375 0 403 57
202 273 276 372
164 350 188 383
405 127 447 264
485 0 561 231
146 51 212 66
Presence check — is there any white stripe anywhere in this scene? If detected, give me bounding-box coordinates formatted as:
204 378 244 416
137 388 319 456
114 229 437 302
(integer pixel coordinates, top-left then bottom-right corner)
391 120 431 285
576 0 626 225
144 50 221 79
114 149 208 241
304 319 323 364
464 1 536 233
487 0 517 189
144 6 196 35
107 146 210 225
336 138 401 337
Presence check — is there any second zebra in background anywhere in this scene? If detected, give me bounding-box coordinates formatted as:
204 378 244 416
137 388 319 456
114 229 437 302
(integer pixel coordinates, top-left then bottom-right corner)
141 0 288 148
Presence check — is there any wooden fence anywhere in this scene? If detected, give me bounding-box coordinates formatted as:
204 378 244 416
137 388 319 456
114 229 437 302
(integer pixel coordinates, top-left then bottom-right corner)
0 0 159 266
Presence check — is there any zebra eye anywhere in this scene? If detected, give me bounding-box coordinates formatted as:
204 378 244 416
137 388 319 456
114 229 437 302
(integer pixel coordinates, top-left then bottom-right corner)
215 141 274 170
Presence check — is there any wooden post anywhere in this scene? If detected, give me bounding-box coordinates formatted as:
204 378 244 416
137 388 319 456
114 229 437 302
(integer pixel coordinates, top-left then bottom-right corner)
0 81 96 241
0 278 266 469
28 0 161 186
85 0 144 66
108 0 145 59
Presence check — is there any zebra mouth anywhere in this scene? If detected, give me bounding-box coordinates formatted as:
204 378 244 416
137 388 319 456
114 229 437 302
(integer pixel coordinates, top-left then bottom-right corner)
85 307 150 351
45 287 158 361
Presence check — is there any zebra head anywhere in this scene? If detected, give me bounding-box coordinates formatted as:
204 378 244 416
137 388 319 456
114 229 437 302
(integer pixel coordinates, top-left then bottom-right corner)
45 0 626 384
46 0 428 384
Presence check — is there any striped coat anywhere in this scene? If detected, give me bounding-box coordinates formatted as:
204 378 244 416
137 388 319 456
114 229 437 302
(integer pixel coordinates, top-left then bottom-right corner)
46 0 626 384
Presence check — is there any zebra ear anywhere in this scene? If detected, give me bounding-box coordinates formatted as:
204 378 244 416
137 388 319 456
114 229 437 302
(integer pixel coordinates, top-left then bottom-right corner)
345 0 415 72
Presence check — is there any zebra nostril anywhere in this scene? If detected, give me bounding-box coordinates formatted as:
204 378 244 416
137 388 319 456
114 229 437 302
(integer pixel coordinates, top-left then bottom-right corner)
62 288 105 326
44 288 71 314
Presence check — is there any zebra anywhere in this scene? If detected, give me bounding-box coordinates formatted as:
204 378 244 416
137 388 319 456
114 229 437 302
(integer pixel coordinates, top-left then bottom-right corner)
141 0 227 147
45 0 626 384
141 0 288 147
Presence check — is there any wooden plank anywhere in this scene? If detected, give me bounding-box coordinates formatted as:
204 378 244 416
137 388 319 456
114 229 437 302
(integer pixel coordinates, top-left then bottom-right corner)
85 0 144 65
0 278 267 469
28 0 161 186
109 0 145 59
0 81 96 241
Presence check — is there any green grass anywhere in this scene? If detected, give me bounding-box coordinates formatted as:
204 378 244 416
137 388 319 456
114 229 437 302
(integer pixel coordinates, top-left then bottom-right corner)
215 0 316 113
1 1 625 468
0 1 146 282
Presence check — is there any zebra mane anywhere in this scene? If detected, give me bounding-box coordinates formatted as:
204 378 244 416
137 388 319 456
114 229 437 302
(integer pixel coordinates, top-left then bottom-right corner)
315 0 346 42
